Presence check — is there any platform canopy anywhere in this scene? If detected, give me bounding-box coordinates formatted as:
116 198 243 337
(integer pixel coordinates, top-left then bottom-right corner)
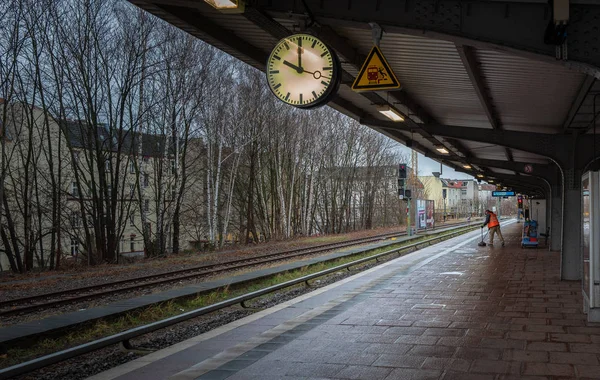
130 0 600 197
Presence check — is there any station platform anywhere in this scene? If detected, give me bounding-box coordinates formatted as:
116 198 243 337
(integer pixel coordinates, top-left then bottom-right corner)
90 221 600 380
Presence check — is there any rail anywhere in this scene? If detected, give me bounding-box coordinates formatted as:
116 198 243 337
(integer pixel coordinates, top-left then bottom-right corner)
0 219 479 316
0 224 478 380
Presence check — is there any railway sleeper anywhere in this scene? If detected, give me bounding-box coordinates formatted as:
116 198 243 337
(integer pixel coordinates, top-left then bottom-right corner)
120 339 156 355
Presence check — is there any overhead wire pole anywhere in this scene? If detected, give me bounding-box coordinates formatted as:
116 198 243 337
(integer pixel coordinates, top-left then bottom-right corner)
411 148 418 233
398 164 410 236
407 195 411 236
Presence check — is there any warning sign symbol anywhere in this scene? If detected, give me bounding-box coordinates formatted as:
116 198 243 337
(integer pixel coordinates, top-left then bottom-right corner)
351 45 400 92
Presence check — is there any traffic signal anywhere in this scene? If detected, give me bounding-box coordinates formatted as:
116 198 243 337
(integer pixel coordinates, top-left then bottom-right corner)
399 164 407 179
397 178 405 196
517 197 523 209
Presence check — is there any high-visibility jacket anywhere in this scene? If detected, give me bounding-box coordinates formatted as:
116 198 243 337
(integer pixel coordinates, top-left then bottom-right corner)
487 212 500 228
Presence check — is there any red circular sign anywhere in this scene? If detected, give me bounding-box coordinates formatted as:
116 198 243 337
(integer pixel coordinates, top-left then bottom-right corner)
524 164 533 173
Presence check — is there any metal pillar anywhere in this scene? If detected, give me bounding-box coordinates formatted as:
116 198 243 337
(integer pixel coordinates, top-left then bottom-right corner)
497 197 501 219
407 199 412 236
551 187 563 252
443 199 446 223
545 193 552 248
561 168 583 280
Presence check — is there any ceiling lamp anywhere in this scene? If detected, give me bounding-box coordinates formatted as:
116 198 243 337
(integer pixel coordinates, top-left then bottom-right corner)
476 174 484 178
204 0 245 12
488 179 494 183
463 165 472 169
377 105 404 122
435 146 449 154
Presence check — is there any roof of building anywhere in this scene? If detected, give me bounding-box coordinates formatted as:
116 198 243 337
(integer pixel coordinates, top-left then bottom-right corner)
61 120 174 157
440 178 479 188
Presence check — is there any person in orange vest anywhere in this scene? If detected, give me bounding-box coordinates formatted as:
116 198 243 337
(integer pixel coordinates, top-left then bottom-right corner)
482 209 505 246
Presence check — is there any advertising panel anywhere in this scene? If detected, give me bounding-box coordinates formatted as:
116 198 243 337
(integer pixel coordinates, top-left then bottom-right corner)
417 200 426 229
416 200 435 230
426 200 435 228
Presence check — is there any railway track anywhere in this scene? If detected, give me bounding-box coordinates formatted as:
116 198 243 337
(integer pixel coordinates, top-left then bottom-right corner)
0 221 475 317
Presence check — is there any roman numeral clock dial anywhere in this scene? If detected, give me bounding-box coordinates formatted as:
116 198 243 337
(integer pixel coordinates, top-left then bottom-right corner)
266 34 341 109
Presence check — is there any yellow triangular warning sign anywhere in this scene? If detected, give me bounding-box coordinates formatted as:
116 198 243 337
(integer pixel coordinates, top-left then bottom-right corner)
351 45 400 92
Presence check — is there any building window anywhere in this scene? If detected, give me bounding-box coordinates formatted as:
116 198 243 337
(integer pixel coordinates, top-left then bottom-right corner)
70 239 79 256
129 161 135 174
130 212 135 227
130 236 135 251
143 173 149 188
142 156 149 164
144 199 149 213
105 158 110 171
71 182 79 197
129 184 135 198
144 222 151 234
71 211 80 228
171 160 176 175
73 151 80 163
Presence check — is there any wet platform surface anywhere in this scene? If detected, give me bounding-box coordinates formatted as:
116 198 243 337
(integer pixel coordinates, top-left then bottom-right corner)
91 221 600 380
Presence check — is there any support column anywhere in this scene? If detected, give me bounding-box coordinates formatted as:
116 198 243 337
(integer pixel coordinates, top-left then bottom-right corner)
561 168 583 281
551 183 563 252
545 194 552 245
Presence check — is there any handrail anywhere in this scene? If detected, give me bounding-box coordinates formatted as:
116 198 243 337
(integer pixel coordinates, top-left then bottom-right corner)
0 224 478 380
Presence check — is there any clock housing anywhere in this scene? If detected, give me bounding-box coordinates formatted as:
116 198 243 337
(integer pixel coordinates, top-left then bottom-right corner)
266 34 341 109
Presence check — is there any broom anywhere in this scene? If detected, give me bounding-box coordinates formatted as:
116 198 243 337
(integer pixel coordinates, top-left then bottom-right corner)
478 227 488 247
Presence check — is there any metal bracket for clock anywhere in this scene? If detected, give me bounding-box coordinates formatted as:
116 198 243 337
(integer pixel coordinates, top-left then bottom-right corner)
369 22 383 47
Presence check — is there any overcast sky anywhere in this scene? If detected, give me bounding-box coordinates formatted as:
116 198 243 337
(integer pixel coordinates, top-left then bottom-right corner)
395 145 475 180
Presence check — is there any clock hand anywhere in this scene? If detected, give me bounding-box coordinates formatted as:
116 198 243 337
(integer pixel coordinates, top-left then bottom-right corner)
281 61 328 80
283 60 303 73
297 37 302 70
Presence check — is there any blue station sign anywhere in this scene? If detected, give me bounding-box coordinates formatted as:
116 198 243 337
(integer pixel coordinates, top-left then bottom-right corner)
492 191 516 197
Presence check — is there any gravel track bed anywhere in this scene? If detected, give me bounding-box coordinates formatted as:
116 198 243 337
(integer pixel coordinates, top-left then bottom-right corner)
13 257 385 380
1 222 471 325
0 240 382 326
0 226 406 301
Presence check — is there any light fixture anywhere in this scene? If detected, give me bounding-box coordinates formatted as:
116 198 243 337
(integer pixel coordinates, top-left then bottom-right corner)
463 164 472 169
203 0 244 12
476 174 484 178
435 146 449 154
377 105 404 122
488 179 494 183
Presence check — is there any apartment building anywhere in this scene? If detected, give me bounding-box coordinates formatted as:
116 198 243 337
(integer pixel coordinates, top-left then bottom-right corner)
419 176 480 218
0 102 199 270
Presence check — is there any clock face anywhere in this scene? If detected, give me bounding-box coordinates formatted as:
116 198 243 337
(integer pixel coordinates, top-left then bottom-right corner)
266 34 340 109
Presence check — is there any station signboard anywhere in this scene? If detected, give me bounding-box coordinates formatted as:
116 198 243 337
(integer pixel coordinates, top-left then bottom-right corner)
492 191 515 197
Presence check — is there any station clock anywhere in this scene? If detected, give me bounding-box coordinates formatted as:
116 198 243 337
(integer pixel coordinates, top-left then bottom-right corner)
266 33 341 109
